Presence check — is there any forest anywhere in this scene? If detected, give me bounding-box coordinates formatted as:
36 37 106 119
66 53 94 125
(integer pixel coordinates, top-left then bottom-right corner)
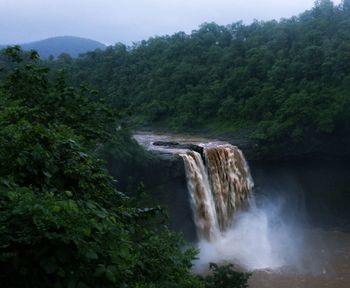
1 0 350 287
50 0 350 158
0 47 252 287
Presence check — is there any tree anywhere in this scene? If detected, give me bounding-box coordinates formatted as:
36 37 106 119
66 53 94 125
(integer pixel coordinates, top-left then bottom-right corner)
0 47 209 287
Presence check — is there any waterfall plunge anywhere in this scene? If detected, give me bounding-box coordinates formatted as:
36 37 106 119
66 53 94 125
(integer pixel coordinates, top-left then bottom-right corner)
181 144 253 241
181 144 301 272
180 151 220 241
204 145 254 231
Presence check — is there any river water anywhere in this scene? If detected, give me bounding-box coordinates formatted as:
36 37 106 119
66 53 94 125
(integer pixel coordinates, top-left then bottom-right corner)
133 132 350 288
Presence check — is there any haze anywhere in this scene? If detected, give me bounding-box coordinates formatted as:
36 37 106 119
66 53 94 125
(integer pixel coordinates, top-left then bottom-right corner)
0 0 343 45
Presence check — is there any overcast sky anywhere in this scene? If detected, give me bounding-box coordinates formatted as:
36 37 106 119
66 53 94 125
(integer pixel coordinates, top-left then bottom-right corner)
0 0 342 45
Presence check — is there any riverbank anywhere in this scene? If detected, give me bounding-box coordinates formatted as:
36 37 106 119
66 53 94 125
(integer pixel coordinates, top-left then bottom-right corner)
133 127 350 163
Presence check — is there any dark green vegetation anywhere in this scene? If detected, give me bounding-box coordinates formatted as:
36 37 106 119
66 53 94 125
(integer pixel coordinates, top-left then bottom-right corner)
0 36 106 59
52 0 350 158
0 47 250 287
202 264 250 288
2 0 349 286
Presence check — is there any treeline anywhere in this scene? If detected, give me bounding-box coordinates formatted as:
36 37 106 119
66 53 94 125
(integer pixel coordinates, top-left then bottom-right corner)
0 47 250 287
51 0 350 157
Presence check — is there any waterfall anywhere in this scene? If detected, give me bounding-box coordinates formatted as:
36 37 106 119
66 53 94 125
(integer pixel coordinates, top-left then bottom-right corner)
135 133 303 271
181 144 253 241
204 145 254 231
180 151 220 241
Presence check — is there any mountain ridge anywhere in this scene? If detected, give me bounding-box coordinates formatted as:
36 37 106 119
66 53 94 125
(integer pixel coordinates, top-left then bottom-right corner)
0 36 106 58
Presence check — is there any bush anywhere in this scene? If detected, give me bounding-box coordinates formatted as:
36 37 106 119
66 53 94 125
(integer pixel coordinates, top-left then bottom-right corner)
0 47 206 288
203 263 251 288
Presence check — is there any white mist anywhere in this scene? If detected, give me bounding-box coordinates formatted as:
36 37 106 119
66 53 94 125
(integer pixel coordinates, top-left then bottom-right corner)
193 198 303 272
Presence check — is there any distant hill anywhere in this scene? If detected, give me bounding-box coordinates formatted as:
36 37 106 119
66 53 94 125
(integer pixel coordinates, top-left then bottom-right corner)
0 36 106 58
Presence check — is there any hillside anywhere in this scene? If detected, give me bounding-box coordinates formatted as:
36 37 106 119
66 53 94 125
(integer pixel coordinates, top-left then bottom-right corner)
0 46 226 288
0 36 106 58
52 0 350 159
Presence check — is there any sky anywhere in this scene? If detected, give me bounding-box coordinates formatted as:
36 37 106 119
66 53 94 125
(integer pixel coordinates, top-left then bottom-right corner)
0 0 343 45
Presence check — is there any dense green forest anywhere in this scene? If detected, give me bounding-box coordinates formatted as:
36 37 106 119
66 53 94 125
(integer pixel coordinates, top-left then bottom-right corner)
0 47 250 287
50 0 350 158
1 0 350 287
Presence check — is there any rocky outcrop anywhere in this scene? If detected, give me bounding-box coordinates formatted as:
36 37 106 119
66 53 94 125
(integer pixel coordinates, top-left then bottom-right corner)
153 141 204 155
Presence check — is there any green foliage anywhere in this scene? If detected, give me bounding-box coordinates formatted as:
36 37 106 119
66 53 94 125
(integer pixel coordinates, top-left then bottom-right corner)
1 47 226 287
0 178 204 287
202 263 250 288
1 46 116 145
50 1 350 157
0 181 131 288
0 121 116 203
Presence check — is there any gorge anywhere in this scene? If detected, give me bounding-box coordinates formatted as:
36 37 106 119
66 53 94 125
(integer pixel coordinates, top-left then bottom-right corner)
133 132 350 288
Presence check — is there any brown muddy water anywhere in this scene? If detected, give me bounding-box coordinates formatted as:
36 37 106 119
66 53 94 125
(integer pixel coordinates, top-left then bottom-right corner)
249 230 350 288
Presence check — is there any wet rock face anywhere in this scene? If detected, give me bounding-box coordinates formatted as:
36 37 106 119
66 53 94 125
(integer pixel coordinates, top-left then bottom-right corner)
143 154 197 240
227 139 258 161
107 148 197 241
153 141 204 155
153 141 179 146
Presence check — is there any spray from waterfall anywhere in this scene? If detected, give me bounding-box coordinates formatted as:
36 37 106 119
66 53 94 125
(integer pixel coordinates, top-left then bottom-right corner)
181 144 303 272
